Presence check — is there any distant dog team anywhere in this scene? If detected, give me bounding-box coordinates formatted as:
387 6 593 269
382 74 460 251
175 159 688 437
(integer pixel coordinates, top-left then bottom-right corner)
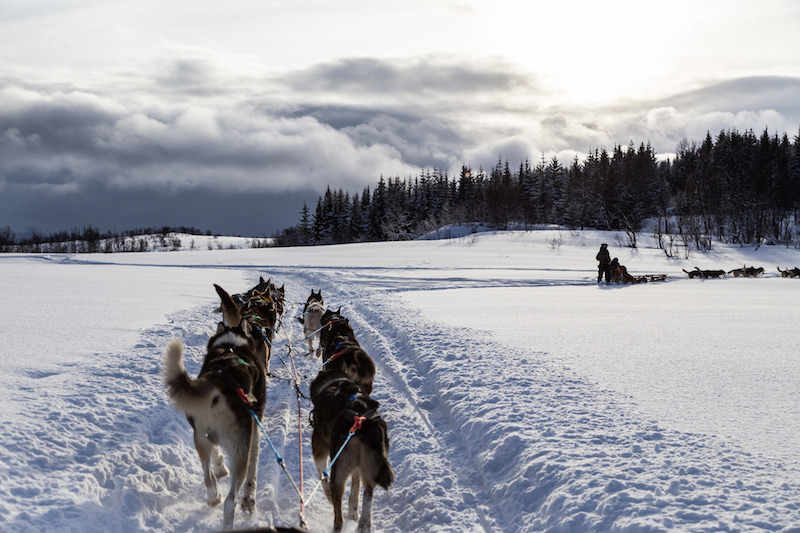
679 264 799 279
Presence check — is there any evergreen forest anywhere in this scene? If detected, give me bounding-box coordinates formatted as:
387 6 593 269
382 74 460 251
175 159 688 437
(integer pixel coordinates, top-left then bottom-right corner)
275 127 800 252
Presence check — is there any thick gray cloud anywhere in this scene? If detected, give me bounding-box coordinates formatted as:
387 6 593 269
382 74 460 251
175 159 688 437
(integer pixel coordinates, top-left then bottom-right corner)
0 83 418 194
286 56 536 98
666 76 800 116
1 54 799 235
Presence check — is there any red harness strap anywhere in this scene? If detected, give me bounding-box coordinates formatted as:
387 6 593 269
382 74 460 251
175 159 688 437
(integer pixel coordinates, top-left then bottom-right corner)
349 415 366 434
328 347 351 362
236 387 254 407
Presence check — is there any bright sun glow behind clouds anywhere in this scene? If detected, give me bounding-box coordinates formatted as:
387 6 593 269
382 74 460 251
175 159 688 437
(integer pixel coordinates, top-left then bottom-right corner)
475 0 800 106
477 1 688 104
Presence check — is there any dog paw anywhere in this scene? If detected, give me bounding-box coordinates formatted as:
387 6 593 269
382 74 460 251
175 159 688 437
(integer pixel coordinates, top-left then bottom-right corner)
241 496 255 515
206 494 222 507
348 509 359 521
357 520 372 533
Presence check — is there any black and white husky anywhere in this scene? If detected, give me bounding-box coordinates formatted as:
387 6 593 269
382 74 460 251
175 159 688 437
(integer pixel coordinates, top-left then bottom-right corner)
310 370 394 533
163 284 267 530
297 290 324 356
318 308 375 395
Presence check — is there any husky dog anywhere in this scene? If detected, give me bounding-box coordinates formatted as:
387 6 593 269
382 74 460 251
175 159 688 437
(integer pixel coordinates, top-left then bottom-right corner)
729 265 765 278
319 308 376 395
297 290 325 356
240 287 276 374
684 267 726 279
778 266 800 278
310 371 394 533
214 279 276 374
745 266 765 277
728 265 747 277
163 284 267 530
682 268 703 279
256 277 285 318
222 277 285 318
271 283 286 317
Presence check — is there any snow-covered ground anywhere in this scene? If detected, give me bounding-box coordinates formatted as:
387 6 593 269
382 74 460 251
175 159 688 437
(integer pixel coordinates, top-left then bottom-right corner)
1 229 800 532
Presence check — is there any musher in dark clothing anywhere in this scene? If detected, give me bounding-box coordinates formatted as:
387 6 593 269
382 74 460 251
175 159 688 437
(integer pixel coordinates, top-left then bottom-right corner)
596 243 611 284
610 257 636 284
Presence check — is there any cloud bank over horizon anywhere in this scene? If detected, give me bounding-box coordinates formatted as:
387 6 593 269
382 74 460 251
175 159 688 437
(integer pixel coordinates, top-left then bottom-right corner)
3 59 798 193
2 1 800 235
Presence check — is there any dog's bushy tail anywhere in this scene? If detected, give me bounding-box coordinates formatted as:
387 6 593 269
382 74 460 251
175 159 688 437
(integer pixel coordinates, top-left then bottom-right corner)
375 421 395 491
163 339 212 411
376 456 395 491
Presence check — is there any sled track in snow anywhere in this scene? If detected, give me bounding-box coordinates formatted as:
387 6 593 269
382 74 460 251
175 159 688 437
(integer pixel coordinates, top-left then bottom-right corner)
276 267 800 533
282 268 510 532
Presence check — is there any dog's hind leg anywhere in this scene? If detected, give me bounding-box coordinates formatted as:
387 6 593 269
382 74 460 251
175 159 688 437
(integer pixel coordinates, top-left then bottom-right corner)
240 423 260 515
357 483 374 533
312 434 332 501
193 433 222 507
330 467 347 532
348 471 361 520
222 432 252 530
222 419 255 529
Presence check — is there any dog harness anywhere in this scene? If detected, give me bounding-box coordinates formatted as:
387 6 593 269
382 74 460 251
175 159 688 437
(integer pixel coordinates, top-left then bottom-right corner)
342 391 380 433
208 349 258 407
324 344 356 365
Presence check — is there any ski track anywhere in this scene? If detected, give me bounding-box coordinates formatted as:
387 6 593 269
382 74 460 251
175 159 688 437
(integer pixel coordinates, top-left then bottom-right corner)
4 265 800 532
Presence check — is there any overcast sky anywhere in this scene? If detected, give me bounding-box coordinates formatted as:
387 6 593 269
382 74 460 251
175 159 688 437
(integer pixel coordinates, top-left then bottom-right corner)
2 0 800 236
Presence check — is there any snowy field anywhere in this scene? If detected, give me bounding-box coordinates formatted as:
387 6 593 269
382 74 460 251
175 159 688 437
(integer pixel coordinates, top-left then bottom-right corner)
1 228 800 532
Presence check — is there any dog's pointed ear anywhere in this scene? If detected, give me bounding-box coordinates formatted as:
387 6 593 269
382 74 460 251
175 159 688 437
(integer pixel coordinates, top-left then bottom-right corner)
214 284 242 327
336 307 341 314
260 276 265 283
241 318 254 338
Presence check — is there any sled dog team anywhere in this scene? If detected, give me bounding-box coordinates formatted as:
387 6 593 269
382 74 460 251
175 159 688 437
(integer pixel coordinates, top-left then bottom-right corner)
162 278 394 532
682 265 800 278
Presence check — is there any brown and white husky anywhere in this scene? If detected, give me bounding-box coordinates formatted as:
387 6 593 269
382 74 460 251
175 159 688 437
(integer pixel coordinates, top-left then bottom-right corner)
163 284 267 530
